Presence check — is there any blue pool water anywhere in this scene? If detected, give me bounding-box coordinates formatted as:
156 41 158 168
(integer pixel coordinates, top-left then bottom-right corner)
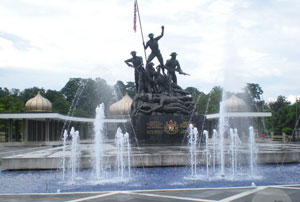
1 164 300 194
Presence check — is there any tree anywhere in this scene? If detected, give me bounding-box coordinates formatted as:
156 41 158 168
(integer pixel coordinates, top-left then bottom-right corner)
61 78 114 118
185 87 202 100
207 86 222 114
125 81 136 98
185 87 206 114
44 90 69 115
0 96 24 113
19 87 45 104
0 87 10 97
269 95 290 111
114 80 127 100
265 95 291 136
61 78 83 104
243 83 264 112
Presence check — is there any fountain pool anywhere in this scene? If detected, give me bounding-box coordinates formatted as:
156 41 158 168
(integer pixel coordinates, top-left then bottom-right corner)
1 164 300 194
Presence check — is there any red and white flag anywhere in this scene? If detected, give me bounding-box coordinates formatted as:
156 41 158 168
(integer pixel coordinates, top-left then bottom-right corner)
133 0 137 32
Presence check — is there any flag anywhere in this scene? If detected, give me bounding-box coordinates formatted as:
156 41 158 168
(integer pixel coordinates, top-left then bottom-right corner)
133 0 137 32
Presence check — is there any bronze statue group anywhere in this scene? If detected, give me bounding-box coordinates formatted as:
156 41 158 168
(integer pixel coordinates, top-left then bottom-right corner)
125 26 195 116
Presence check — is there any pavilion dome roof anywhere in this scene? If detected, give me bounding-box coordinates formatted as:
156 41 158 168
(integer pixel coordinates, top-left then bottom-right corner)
223 94 248 112
25 92 52 112
109 93 133 115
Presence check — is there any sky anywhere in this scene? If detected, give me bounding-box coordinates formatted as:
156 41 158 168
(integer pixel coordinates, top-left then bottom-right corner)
0 0 299 102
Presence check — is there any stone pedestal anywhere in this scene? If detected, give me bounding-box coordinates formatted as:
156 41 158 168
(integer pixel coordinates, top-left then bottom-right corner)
131 115 203 145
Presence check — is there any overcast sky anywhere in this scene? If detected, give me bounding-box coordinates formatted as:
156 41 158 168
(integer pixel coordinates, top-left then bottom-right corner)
0 0 299 102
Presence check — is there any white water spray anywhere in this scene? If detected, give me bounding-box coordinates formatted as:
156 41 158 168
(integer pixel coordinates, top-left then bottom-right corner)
212 129 217 173
249 126 257 178
115 128 131 180
187 124 198 178
70 127 80 184
204 130 209 179
219 101 226 177
62 130 68 181
93 103 106 182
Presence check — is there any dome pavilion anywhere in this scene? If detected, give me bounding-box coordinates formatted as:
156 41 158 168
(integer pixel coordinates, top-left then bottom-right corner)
25 92 52 112
109 93 133 116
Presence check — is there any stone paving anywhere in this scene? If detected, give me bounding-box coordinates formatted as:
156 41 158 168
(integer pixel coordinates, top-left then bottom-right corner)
0 185 300 202
2 142 300 170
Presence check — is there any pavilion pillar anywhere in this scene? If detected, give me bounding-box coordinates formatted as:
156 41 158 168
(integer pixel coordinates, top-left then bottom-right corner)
8 119 13 142
45 119 50 142
15 120 19 141
85 123 90 139
23 119 29 142
35 121 39 141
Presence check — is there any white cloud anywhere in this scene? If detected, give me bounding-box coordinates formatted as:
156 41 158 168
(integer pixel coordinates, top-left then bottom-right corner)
0 0 299 100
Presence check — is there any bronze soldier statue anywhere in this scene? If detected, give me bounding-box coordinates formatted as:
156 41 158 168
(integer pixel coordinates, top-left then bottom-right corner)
124 51 144 93
143 26 165 74
165 52 189 85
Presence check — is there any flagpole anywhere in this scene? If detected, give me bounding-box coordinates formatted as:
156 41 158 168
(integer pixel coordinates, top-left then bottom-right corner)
135 0 148 62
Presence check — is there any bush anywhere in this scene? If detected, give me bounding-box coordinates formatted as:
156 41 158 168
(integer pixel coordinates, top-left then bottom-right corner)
282 127 293 136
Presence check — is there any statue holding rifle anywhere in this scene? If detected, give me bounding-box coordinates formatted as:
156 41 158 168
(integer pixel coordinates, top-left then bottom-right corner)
165 52 190 85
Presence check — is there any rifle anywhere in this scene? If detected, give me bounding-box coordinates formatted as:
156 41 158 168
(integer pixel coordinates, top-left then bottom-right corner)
179 71 190 76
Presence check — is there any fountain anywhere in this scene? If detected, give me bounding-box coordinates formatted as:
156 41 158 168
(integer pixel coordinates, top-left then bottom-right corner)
186 124 199 179
115 128 131 181
1 17 299 198
218 100 227 177
212 129 217 173
93 103 106 182
204 130 209 179
62 129 68 181
70 127 80 184
249 126 257 178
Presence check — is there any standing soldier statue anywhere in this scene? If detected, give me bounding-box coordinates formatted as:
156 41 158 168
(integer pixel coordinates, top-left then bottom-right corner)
165 52 189 85
124 51 144 93
143 26 166 74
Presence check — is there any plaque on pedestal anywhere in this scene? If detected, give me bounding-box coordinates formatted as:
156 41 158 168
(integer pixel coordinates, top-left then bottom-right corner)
131 115 203 145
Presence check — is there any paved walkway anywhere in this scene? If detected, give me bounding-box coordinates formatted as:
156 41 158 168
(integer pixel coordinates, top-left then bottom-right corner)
0 185 299 202
0 143 51 167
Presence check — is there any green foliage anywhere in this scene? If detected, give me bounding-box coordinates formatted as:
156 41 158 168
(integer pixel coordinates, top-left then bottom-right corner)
0 88 24 113
282 127 292 135
114 80 127 100
19 87 45 104
264 95 297 137
1 80 299 140
243 83 264 112
61 77 114 118
269 95 291 111
185 87 202 99
114 81 135 100
125 81 136 98
0 96 24 113
61 78 82 104
44 90 69 115
207 86 222 114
